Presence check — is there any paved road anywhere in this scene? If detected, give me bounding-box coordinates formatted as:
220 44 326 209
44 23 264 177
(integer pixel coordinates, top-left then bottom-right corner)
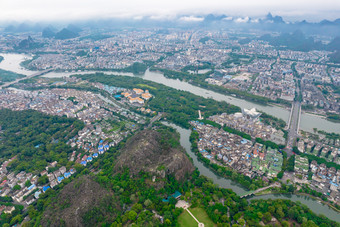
285 101 301 156
240 182 281 198
0 69 53 89
147 112 163 128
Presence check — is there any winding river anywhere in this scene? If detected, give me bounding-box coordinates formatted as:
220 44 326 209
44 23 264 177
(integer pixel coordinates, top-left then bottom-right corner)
163 122 340 223
0 53 339 222
1 53 339 133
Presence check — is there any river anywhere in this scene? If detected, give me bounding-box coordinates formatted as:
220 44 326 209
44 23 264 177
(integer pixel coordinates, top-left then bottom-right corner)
1 53 339 222
163 122 340 223
1 53 339 134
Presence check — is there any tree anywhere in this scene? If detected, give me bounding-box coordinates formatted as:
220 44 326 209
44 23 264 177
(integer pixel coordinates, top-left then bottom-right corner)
128 210 137 221
25 180 31 187
164 218 172 226
13 184 21 191
282 221 290 227
37 175 49 185
263 212 272 223
238 218 245 226
144 199 152 208
132 203 143 213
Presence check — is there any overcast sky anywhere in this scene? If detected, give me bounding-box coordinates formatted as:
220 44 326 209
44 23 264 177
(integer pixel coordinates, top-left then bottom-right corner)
1 0 340 22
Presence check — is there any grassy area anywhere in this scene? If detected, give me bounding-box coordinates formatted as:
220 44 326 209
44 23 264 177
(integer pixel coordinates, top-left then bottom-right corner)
136 83 157 90
178 210 197 227
178 207 216 227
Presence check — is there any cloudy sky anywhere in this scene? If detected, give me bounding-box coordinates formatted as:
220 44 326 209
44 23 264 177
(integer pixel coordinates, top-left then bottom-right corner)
1 0 340 22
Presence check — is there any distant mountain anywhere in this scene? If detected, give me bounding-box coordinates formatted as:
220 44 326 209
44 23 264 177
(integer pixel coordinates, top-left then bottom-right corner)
55 28 79 40
203 14 227 22
329 51 340 63
4 23 42 33
67 24 82 33
15 36 43 50
327 36 340 51
42 27 56 38
260 30 324 51
263 13 285 24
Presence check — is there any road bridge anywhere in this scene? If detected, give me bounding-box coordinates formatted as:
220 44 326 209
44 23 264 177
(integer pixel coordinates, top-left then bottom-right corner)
240 182 281 198
0 68 53 89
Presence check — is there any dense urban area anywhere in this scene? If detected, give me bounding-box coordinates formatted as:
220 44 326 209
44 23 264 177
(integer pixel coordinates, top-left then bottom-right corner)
0 14 339 227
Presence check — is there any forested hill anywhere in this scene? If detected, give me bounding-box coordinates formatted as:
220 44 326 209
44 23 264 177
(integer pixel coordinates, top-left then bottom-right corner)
114 127 195 181
0 109 84 173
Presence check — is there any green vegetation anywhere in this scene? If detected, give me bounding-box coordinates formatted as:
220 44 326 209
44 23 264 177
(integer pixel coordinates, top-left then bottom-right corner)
199 37 211 44
151 67 272 105
314 129 340 141
178 207 215 227
260 112 286 130
123 62 148 74
224 126 252 140
20 55 39 70
326 113 340 123
54 28 79 40
0 114 337 226
260 30 324 52
246 199 337 227
181 63 213 73
293 147 340 170
74 73 240 128
178 209 198 227
0 69 25 84
76 50 87 57
189 208 215 227
0 109 84 173
222 53 254 68
255 138 285 150
329 51 340 63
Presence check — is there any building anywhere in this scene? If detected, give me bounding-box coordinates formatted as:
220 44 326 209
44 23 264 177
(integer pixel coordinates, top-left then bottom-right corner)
242 108 261 120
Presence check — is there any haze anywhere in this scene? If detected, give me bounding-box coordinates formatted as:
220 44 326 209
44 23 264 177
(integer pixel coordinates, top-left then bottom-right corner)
1 0 340 22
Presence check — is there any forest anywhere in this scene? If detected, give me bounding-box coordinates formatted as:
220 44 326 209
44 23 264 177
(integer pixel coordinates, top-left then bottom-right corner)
0 69 25 84
23 127 339 227
0 113 338 226
0 109 84 173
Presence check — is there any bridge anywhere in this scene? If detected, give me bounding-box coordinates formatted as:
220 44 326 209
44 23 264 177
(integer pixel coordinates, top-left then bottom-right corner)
285 77 302 156
240 182 281 198
0 68 53 89
147 112 163 128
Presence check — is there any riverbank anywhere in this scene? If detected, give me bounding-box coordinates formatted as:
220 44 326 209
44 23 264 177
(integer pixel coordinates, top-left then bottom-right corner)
40 70 340 133
252 190 340 213
295 192 340 213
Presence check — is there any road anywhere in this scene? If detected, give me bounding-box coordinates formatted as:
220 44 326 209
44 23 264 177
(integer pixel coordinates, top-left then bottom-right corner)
285 101 301 156
285 73 302 156
147 112 163 128
240 182 281 198
0 68 53 89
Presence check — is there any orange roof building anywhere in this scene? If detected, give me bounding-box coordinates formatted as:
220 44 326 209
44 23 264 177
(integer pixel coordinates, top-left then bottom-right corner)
141 93 152 100
121 92 131 97
133 88 144 95
129 97 144 104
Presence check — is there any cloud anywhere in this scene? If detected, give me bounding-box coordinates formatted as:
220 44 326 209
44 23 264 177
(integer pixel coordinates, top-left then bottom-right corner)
251 18 259 23
0 0 339 22
235 17 250 23
179 16 204 22
223 16 233 21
